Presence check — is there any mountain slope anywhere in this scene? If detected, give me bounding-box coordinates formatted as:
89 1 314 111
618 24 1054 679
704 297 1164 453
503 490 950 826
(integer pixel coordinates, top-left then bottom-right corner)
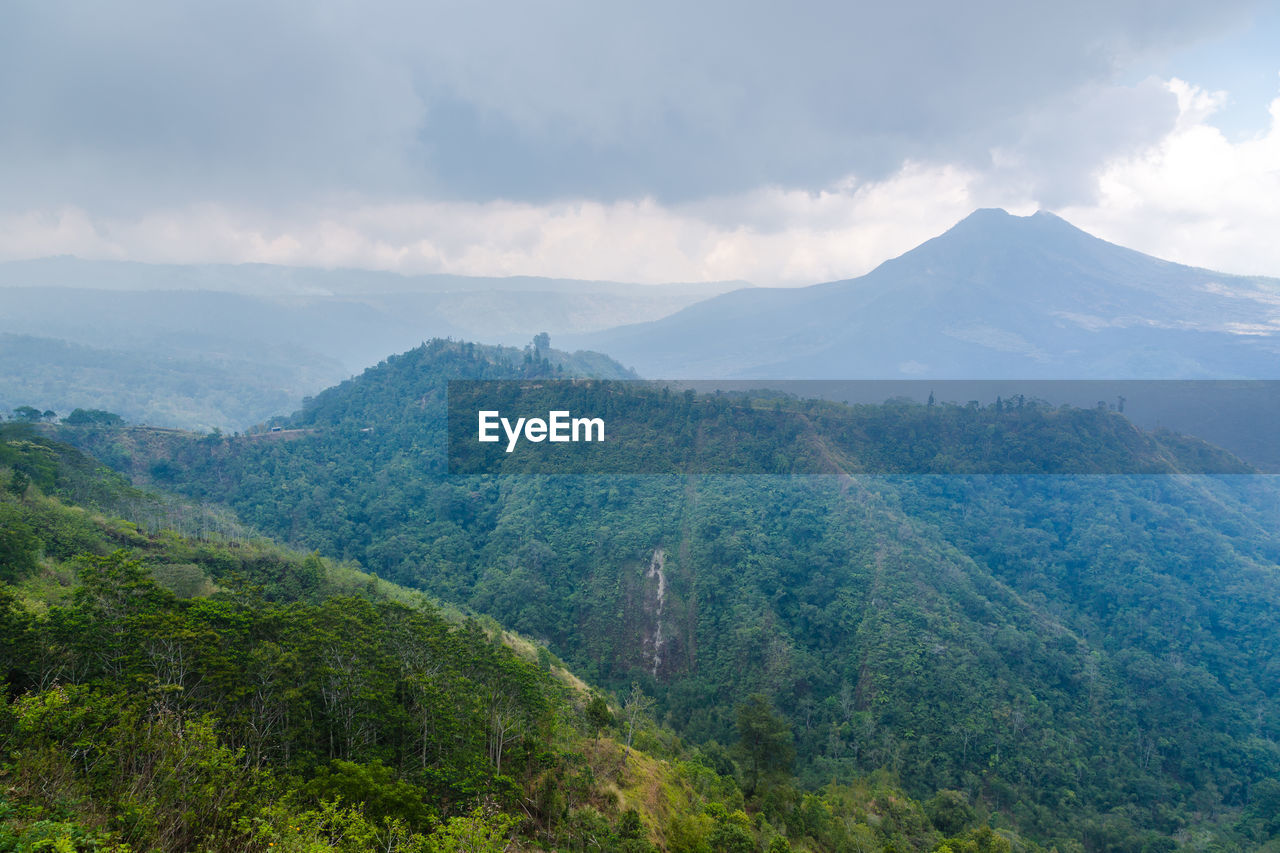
2 414 1002 853
0 256 743 370
0 332 345 431
569 209 1280 378
0 257 742 430
56 339 1280 849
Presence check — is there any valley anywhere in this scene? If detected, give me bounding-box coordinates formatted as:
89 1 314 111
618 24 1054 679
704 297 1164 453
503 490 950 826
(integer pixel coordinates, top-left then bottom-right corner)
5 213 1280 851
35 337 1280 851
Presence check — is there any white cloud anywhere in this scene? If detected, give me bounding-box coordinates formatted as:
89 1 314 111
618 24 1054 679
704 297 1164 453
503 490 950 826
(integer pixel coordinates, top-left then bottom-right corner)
1061 78 1280 276
0 163 1012 286
4 78 1280 288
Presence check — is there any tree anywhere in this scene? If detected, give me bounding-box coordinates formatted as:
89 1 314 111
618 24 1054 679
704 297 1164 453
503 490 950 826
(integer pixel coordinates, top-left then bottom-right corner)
927 790 976 835
733 694 794 796
706 804 755 853
586 693 613 743
7 470 30 497
0 504 39 582
767 836 794 853
11 405 42 422
63 408 124 426
940 825 1011 853
1245 778 1280 837
426 807 517 853
621 682 654 765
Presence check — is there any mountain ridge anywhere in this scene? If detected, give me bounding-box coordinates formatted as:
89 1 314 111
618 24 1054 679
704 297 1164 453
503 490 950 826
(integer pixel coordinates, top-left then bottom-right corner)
52 337 1280 849
567 208 1280 379
0 258 742 430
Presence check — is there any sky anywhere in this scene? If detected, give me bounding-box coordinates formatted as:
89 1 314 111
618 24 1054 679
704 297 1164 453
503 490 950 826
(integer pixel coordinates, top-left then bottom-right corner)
2 1 1279 287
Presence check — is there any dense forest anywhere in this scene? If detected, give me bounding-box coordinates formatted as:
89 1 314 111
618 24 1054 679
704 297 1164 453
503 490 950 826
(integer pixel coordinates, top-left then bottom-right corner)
443 379 1250 475
0 332 345 432
1 423 1043 852
38 339 1280 850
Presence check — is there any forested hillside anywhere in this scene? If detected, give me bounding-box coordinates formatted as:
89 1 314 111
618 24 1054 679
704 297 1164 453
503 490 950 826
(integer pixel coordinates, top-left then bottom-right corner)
0 332 342 431
3 423 1029 852
0 256 722 431
50 340 1280 850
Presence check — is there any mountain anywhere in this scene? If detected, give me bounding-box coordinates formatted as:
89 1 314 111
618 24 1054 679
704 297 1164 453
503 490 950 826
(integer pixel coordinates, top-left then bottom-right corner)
568 209 1280 378
0 258 742 430
1 408 1007 853
56 339 1280 850
0 257 744 369
0 332 343 431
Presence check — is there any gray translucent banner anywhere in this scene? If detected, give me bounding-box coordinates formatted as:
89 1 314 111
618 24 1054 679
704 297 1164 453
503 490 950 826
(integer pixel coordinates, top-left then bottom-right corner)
447 380 1280 475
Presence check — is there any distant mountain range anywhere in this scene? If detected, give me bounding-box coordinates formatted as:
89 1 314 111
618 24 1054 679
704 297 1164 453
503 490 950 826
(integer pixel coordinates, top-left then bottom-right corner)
0 258 738 428
6 211 1280 431
568 209 1280 378
0 257 744 369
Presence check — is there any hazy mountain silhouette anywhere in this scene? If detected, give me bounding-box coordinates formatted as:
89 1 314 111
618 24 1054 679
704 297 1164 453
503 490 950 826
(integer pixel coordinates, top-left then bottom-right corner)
571 209 1280 378
0 257 744 372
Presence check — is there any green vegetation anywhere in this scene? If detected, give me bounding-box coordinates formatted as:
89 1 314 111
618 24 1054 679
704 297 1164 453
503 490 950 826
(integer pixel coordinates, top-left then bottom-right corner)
1 420 1007 852
444 380 1250 474
62 408 126 427
0 332 344 432
44 339 1280 850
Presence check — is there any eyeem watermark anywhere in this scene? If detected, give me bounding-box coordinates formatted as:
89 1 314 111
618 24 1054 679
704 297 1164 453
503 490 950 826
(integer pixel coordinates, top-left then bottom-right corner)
478 410 605 452
448 379 1280 474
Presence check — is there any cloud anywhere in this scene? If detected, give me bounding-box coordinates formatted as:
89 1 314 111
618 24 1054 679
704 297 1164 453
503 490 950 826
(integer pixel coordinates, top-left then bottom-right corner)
3 3 1279 289
1061 78 1280 277
980 77 1180 207
0 1 1259 210
7 77 1280 289
0 162 1011 285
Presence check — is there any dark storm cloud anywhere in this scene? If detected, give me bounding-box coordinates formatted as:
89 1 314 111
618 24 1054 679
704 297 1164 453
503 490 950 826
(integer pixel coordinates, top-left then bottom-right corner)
0 0 1259 211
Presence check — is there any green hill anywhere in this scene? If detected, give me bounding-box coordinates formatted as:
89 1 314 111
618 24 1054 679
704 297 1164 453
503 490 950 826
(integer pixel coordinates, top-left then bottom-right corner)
3 422 1015 853
0 331 347 433
47 339 1280 850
